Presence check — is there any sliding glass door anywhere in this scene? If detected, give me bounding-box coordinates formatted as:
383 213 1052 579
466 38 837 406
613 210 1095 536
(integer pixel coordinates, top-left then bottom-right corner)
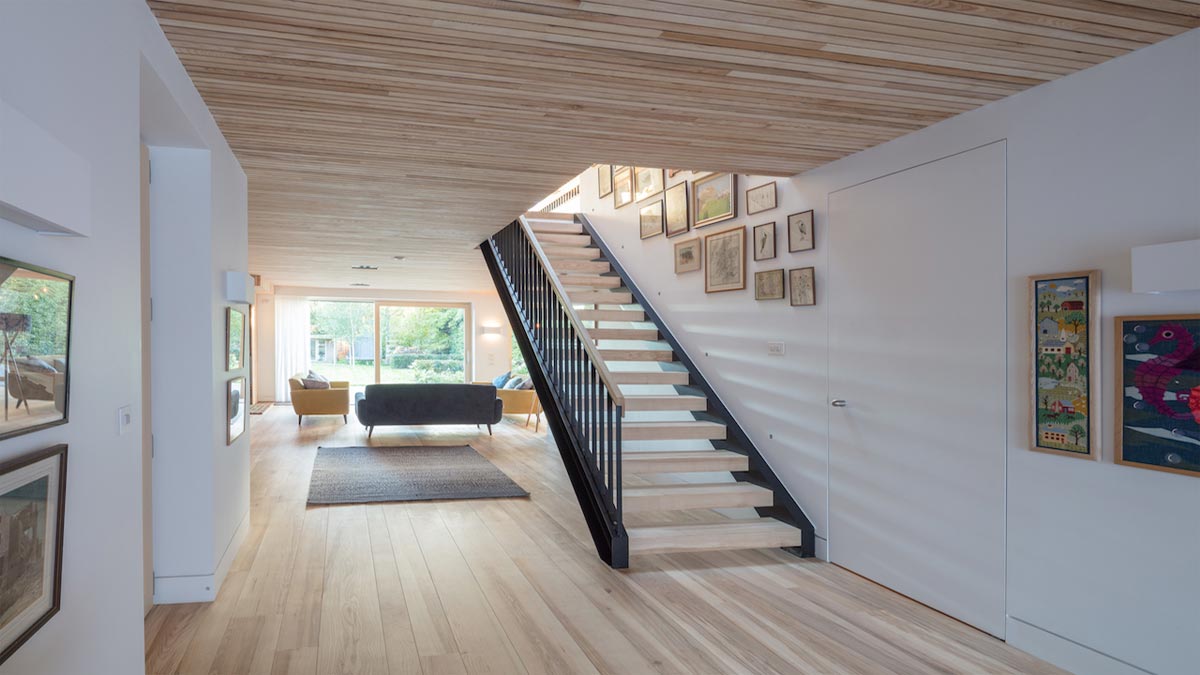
308 300 375 387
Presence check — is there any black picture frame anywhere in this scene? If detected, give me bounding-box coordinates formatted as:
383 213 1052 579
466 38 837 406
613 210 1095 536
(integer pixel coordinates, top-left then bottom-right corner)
787 210 815 253
0 444 67 667
0 257 74 442
753 222 776 261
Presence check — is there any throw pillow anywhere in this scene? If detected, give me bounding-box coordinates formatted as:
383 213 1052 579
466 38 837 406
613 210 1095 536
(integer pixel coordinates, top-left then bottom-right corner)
503 376 525 390
15 357 56 373
302 371 331 389
516 378 534 390
492 371 512 388
306 370 330 383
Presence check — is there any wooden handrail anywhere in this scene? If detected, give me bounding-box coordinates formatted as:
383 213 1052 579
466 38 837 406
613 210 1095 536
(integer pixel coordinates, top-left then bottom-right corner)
516 215 626 410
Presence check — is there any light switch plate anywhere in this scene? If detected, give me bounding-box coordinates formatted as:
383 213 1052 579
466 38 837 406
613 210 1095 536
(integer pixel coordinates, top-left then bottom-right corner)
117 405 133 435
767 341 785 356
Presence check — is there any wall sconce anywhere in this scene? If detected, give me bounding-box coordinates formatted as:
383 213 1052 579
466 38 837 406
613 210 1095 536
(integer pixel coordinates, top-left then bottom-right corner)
481 325 503 339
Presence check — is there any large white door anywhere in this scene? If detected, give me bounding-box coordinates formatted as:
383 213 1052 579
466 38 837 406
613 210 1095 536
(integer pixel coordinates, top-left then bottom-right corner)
827 142 1007 637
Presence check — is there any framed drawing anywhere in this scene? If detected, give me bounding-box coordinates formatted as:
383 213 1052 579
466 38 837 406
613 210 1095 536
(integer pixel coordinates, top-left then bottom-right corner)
0 444 66 667
692 173 737 228
597 164 613 198
674 238 701 274
634 167 664 201
703 226 745 293
613 167 633 208
639 200 664 240
0 258 73 442
1114 314 1200 477
226 307 245 371
754 269 785 300
227 376 247 445
753 222 776 261
1030 271 1100 459
787 210 815 252
789 267 815 306
746 182 777 215
664 182 689 237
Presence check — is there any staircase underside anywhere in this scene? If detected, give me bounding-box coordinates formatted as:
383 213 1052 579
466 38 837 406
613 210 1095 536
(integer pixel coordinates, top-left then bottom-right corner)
524 211 809 560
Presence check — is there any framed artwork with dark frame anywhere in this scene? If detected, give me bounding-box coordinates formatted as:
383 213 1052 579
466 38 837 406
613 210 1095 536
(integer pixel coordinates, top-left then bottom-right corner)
754 269 785 300
787 210 815 252
227 376 247 445
639 200 664 240
226 307 245 371
0 257 74 442
674 238 701 274
753 222 776 261
633 167 664 202
692 173 737 228
597 164 613 198
1030 271 1101 460
613 166 633 208
703 226 746 293
0 444 66 668
664 182 689 237
745 181 777 215
1114 313 1200 478
789 267 816 306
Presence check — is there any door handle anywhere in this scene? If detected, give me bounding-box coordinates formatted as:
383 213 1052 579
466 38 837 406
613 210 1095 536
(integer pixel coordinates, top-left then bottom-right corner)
831 399 848 407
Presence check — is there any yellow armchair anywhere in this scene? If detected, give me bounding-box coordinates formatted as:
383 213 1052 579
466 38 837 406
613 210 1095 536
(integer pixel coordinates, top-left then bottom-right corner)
289 375 350 425
475 381 543 431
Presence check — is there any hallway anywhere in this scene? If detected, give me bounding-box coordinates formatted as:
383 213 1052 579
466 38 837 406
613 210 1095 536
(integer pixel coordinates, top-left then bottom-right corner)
144 409 1059 675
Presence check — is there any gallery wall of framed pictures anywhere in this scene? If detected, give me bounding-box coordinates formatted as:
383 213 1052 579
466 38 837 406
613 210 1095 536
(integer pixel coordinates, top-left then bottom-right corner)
609 168 819 306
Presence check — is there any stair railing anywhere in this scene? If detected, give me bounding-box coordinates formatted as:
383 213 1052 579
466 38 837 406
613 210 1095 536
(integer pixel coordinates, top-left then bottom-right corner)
481 216 628 566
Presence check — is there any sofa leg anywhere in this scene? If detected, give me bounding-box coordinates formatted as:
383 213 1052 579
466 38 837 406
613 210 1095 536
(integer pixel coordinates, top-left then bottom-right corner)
343 414 348 424
487 424 493 436
298 415 302 426
368 426 374 439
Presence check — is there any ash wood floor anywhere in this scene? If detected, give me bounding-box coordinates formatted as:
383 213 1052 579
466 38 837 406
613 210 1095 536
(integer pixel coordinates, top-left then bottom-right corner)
144 407 1062 675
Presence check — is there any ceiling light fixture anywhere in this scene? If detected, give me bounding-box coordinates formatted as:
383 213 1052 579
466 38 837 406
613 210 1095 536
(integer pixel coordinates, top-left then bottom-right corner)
393 256 406 261
350 282 370 287
351 265 378 270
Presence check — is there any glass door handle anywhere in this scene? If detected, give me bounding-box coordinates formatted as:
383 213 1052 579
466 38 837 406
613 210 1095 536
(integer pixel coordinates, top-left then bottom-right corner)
831 399 848 407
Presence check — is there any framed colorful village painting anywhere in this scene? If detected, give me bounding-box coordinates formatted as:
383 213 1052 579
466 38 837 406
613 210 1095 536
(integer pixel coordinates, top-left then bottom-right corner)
1114 314 1200 478
1030 271 1100 460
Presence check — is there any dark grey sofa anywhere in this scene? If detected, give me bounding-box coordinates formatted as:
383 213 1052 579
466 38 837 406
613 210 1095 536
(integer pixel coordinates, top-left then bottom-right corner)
355 383 504 437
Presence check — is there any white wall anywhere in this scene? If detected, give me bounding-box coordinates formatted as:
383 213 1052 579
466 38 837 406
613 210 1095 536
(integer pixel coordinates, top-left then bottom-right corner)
258 286 514 390
0 1 200 672
578 29 1200 675
140 9 251 604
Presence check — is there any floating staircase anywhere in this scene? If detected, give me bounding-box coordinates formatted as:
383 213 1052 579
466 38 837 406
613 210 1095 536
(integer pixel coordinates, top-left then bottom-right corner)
482 211 814 567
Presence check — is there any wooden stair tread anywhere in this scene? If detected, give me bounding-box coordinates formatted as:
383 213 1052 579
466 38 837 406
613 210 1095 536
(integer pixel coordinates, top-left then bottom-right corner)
599 348 674 362
536 233 592 245
549 259 610 273
627 519 804 556
608 370 689 385
623 450 748 473
622 420 726 441
624 482 773 512
524 211 574 221
587 327 659 340
543 245 601 260
569 289 633 304
578 308 645 322
623 395 707 412
558 274 623 288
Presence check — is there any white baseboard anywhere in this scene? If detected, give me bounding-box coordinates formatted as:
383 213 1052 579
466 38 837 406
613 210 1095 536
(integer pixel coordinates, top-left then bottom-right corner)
1006 617 1153 675
153 508 250 605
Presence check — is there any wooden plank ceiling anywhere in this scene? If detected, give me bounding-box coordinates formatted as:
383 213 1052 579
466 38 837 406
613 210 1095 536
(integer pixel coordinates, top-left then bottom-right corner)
149 0 1200 291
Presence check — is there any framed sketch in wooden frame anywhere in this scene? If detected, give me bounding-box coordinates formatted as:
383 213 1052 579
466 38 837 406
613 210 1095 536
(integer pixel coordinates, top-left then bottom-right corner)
664 182 689 237
754 269 785 300
597 164 613 198
613 166 633 208
1029 271 1100 460
789 267 815 306
227 376 247 445
226 307 245 371
1114 313 1200 478
703 226 745 293
674 238 701 274
746 181 777 215
634 167 664 202
787 210 815 252
752 222 776 261
0 257 74 442
692 173 737 228
639 200 664 240
0 444 66 668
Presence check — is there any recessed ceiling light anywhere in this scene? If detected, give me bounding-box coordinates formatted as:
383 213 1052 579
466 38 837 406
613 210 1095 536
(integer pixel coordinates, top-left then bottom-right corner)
350 282 370 287
393 256 406 261
351 265 378 270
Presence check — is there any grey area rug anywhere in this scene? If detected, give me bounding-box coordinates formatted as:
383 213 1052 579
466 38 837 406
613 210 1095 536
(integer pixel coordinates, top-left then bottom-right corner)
308 445 529 505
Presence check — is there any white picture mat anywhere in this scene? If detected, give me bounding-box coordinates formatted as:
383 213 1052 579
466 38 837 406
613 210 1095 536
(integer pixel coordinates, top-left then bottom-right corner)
0 454 60 647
